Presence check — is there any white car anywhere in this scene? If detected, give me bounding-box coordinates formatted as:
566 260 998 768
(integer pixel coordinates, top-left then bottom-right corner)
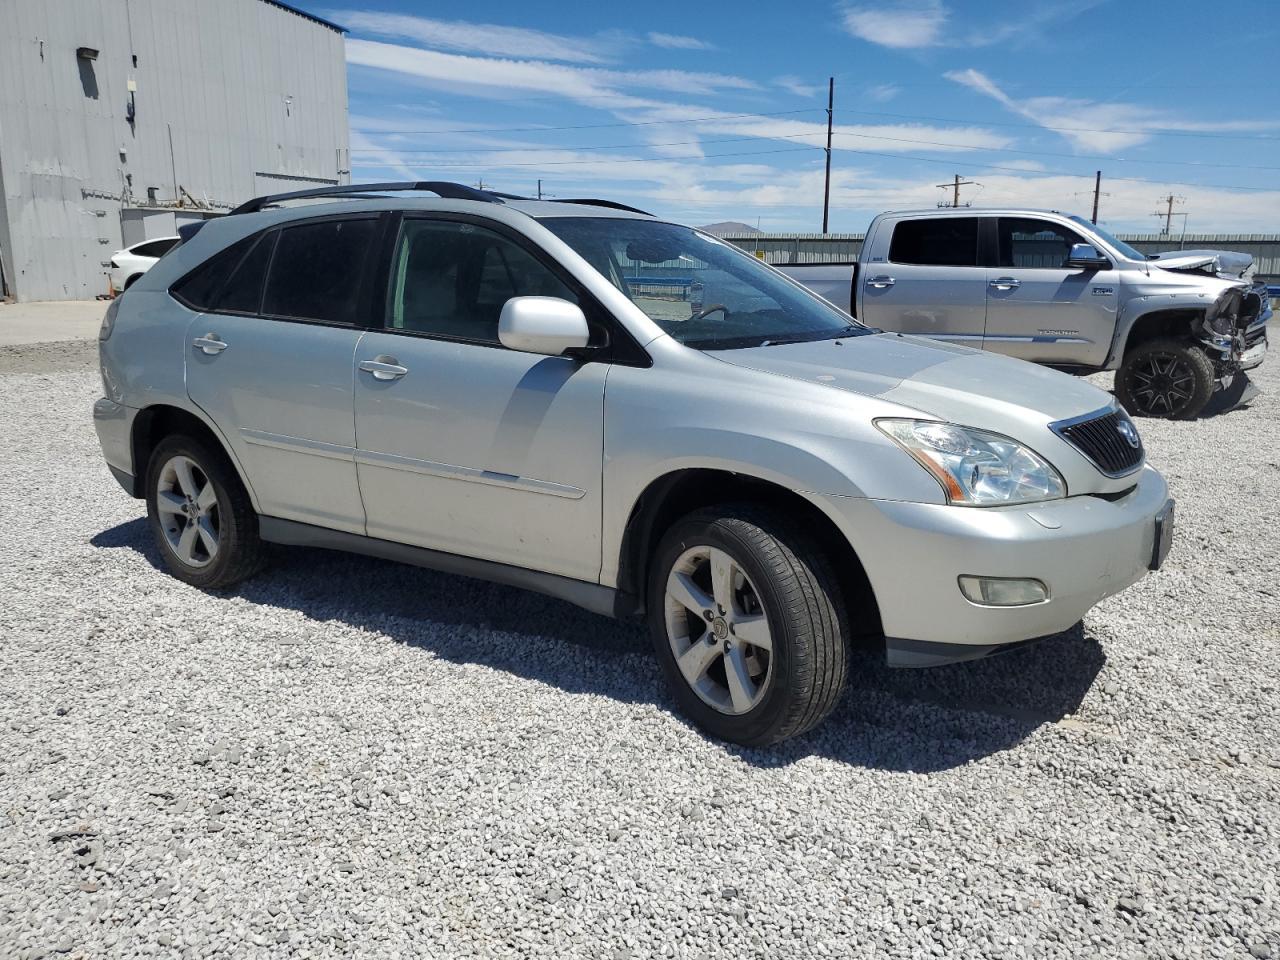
109 236 181 294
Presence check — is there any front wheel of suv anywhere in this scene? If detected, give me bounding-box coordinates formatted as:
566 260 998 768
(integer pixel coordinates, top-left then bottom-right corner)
145 435 267 589
1116 338 1215 419
647 505 849 746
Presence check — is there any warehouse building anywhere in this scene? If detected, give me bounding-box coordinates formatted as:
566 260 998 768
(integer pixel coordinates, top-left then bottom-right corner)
0 0 350 301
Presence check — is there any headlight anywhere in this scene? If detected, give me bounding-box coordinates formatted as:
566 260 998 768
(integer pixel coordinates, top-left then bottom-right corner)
876 419 1066 506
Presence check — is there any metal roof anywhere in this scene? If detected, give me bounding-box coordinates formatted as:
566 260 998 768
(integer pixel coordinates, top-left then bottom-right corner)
259 0 346 33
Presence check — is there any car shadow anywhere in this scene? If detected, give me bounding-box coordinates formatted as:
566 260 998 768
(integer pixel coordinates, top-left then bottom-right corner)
91 517 1106 773
1096 370 1260 419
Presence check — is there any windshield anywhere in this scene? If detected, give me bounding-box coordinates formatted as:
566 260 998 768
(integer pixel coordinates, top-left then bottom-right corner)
1068 215 1146 261
540 217 869 349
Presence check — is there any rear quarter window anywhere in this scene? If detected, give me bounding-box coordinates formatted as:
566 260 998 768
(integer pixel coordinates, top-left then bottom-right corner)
169 233 259 311
888 218 980 267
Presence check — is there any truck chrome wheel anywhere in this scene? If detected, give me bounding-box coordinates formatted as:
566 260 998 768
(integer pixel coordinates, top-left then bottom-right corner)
664 545 774 716
155 455 220 568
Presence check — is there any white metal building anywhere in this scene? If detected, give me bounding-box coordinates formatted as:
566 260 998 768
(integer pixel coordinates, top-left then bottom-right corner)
0 0 350 301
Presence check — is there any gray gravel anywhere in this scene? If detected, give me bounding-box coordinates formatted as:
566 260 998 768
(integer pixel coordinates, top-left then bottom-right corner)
1 339 1277 959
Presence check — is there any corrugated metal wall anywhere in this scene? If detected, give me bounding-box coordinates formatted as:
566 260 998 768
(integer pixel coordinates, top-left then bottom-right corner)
0 0 350 301
719 232 1280 280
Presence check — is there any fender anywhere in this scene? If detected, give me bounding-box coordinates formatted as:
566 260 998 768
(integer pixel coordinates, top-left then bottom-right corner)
130 401 263 513
1103 293 1208 370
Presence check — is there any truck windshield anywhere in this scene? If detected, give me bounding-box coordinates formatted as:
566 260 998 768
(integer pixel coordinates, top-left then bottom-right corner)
1067 215 1146 261
540 217 869 349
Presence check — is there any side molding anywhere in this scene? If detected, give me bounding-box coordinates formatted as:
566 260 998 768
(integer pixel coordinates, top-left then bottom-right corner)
258 517 636 619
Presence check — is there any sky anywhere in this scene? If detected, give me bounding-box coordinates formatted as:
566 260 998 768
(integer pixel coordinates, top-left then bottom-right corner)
311 0 1280 234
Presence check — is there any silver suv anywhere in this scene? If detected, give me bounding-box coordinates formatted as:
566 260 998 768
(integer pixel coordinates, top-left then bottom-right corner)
94 182 1174 745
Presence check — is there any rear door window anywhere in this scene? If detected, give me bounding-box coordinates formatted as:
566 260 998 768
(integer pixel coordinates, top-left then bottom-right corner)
888 218 980 267
261 218 378 325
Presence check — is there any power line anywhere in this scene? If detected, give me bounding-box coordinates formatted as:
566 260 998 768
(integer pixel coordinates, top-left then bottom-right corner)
353 129 1280 173
357 141 1279 193
833 107 1280 142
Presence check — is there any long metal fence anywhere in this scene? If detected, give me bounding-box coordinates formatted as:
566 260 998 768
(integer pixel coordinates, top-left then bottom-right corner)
717 232 1280 282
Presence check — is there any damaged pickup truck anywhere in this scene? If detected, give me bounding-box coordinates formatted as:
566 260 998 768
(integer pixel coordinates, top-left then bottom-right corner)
780 209 1270 418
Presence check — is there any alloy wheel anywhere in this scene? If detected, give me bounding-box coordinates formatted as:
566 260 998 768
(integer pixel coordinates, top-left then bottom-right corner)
663 545 773 715
155 455 220 568
1123 351 1197 416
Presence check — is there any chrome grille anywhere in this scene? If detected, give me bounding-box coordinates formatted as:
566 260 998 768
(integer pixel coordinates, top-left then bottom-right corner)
1052 409 1144 477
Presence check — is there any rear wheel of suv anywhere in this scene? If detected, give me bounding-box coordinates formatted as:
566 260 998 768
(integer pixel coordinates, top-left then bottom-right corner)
1116 338 1215 419
145 435 267 589
647 505 848 746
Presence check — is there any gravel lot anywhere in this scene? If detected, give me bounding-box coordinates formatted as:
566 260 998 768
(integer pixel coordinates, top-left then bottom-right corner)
1 339 1276 960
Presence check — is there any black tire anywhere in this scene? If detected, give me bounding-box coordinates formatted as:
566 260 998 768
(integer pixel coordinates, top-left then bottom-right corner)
1116 338 1215 419
123 273 142 291
647 505 848 746
144 434 267 589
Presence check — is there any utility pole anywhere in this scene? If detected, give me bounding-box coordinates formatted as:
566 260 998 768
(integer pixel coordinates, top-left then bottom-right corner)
1153 194 1185 235
822 76 834 234
936 174 976 208
537 179 543 200
1091 170 1102 224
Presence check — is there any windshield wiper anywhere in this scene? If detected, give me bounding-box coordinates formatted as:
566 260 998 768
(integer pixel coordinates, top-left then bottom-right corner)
760 325 864 347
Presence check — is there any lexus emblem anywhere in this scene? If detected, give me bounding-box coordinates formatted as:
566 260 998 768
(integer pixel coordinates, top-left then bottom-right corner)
1117 418 1141 449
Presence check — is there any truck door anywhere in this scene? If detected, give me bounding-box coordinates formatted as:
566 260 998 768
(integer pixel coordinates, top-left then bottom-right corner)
858 216 987 345
983 216 1118 367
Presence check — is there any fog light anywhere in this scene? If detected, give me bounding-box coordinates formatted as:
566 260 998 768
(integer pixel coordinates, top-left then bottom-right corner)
958 576 1048 606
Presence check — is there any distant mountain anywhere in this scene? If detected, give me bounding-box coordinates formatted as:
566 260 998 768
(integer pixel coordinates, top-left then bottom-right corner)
697 221 761 236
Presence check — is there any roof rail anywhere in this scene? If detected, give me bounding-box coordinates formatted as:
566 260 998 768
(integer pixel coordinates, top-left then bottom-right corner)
229 181 503 215
483 192 653 217
554 198 653 216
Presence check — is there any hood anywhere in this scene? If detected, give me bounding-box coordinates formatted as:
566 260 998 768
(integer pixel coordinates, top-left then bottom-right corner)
1150 249 1253 279
709 333 1113 428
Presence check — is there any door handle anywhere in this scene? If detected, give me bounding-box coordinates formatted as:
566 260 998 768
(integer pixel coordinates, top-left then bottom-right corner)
192 334 227 355
359 356 408 381
989 277 1021 290
866 275 895 289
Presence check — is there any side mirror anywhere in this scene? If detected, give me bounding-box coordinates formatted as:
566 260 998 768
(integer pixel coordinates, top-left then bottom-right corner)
498 296 591 357
1066 243 1109 269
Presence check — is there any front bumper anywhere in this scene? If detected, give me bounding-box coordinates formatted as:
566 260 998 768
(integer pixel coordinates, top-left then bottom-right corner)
819 465 1171 665
1236 329 1267 371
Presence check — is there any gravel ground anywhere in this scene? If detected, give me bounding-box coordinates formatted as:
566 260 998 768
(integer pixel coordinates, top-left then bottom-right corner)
1 340 1277 960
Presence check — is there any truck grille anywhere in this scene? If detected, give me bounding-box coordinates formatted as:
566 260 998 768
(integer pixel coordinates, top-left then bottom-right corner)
1051 409 1144 477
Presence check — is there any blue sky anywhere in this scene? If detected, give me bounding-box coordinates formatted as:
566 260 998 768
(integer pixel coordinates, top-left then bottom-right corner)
314 0 1279 233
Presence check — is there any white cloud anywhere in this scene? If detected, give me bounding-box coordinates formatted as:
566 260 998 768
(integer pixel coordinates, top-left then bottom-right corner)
946 68 1280 153
648 32 714 51
345 39 756 108
774 76 821 98
841 0 1106 50
866 84 900 103
330 11 623 64
349 130 1280 232
841 0 945 49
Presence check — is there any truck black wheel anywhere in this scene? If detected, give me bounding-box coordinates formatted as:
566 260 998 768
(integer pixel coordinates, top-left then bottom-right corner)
1117 338 1215 419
